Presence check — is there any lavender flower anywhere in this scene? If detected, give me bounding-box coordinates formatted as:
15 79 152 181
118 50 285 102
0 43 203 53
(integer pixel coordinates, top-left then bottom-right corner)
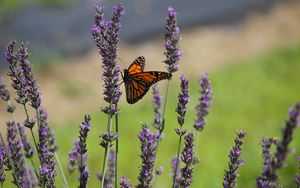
17 123 34 158
0 75 10 102
0 75 15 113
68 115 91 187
120 176 132 188
17 42 41 109
294 156 300 186
6 121 30 187
68 140 79 173
256 137 277 188
274 102 300 168
176 74 189 127
152 84 162 130
91 4 124 111
223 130 246 188
137 125 158 188
5 41 28 105
194 73 213 131
164 7 181 73
106 150 116 187
37 107 56 187
179 132 194 187
0 146 6 184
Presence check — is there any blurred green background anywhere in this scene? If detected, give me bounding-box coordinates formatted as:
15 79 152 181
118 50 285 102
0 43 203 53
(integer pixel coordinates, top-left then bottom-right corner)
0 0 300 187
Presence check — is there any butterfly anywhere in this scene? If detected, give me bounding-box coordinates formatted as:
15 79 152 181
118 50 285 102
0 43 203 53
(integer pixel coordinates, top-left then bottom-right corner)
123 56 172 104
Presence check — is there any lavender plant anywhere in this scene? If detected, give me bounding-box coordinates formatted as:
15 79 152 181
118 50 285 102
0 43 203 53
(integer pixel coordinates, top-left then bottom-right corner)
256 137 277 188
37 106 57 188
120 176 132 188
137 125 158 188
274 102 300 168
6 121 31 187
223 130 246 188
0 3 299 188
91 4 124 187
68 115 91 187
256 102 300 187
173 74 189 188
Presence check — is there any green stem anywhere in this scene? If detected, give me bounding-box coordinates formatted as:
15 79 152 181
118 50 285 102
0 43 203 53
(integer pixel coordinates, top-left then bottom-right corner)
172 133 183 188
101 145 110 188
101 102 114 188
55 152 69 188
115 107 119 188
153 79 171 177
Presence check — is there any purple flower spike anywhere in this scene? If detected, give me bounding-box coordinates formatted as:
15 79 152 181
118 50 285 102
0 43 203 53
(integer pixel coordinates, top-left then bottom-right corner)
91 4 124 110
120 176 132 188
256 137 277 188
0 75 10 102
6 121 31 187
223 130 246 188
5 41 28 105
164 6 181 73
37 107 56 188
0 75 15 113
274 102 300 168
17 42 41 109
106 149 116 187
179 132 194 187
137 124 158 188
176 74 189 127
152 84 162 130
17 123 34 158
194 73 213 131
68 115 91 187
68 140 79 173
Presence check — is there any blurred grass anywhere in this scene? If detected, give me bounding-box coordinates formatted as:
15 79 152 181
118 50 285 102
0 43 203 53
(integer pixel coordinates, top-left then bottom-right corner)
4 43 300 187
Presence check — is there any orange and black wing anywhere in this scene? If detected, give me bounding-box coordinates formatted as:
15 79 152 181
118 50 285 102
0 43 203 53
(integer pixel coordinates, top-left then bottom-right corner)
125 71 172 104
127 56 145 74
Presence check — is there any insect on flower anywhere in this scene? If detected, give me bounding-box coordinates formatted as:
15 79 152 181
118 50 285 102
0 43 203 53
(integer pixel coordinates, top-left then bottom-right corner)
122 56 172 104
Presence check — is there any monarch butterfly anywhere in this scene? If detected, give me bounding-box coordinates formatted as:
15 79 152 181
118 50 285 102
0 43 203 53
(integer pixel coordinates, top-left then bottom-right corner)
123 56 172 104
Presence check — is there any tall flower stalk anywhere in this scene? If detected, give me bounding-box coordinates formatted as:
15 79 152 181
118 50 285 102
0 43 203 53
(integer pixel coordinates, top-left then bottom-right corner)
179 132 195 187
6 121 31 187
150 6 182 180
91 4 124 188
223 130 246 188
160 6 181 137
256 137 277 188
137 125 158 188
173 74 189 188
68 115 91 188
256 102 300 187
5 41 66 187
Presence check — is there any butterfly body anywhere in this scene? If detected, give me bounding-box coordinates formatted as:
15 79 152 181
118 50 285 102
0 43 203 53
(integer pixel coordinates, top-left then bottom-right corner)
123 56 172 104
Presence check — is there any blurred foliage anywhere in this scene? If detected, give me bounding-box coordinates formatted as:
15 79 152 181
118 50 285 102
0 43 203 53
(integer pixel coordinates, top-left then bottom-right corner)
0 0 75 19
3 43 300 187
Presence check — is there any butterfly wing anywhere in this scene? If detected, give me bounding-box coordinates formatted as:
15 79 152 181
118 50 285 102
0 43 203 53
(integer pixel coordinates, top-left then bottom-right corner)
127 56 145 74
125 71 172 104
